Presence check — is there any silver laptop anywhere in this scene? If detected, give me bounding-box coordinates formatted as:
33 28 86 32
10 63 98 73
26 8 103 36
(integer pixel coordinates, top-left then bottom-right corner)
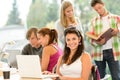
16 55 58 78
7 50 21 68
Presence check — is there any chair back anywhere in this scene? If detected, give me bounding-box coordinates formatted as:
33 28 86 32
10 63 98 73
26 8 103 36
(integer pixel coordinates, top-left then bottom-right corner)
89 65 100 80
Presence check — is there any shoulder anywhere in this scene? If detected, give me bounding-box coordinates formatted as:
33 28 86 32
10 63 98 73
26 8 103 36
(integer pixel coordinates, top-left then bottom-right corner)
43 45 51 51
22 44 32 55
55 20 64 30
81 52 91 61
43 45 57 53
55 19 61 27
81 52 92 67
109 13 120 19
44 45 54 50
23 43 31 49
55 19 60 24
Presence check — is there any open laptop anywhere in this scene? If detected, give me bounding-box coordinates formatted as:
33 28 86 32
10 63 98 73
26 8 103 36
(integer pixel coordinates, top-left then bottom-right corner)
16 55 58 79
6 50 21 68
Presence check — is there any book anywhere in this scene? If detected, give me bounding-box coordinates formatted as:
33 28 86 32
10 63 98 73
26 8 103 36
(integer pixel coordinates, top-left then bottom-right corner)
86 28 113 41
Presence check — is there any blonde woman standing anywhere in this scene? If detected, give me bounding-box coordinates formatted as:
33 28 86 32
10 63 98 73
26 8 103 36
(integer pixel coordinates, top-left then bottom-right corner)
55 0 84 50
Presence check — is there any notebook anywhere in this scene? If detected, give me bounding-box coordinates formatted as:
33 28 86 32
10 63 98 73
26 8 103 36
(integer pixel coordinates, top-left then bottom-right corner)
16 55 58 78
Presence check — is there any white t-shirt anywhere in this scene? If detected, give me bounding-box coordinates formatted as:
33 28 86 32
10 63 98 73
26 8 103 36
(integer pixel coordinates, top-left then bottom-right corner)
59 58 82 77
101 14 112 50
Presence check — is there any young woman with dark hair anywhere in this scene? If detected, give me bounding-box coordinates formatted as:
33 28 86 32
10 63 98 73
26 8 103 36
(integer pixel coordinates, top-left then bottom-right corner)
37 27 62 72
56 27 92 80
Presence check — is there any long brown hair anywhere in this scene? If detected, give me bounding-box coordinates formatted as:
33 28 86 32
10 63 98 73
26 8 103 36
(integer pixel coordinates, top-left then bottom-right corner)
63 27 84 65
37 27 58 45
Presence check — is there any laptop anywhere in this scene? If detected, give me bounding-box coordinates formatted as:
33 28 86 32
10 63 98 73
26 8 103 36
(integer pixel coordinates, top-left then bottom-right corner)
6 50 21 68
16 55 58 78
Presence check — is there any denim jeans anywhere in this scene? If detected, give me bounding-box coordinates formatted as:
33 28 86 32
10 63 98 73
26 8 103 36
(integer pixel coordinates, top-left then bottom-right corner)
95 49 120 80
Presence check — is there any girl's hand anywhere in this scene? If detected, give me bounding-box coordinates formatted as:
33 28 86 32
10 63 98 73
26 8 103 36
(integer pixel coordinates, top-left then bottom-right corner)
42 71 52 75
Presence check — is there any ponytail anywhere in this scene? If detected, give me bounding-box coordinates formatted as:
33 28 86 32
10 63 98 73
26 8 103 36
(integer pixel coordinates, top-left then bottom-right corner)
49 29 58 44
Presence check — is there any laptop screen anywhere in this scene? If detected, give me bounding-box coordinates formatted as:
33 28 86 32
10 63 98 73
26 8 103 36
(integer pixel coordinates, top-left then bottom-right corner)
6 50 21 68
16 55 42 78
16 55 59 79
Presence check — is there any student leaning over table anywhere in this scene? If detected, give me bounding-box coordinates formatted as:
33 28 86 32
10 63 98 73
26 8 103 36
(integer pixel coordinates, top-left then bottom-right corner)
37 27 62 72
22 27 43 58
56 27 92 80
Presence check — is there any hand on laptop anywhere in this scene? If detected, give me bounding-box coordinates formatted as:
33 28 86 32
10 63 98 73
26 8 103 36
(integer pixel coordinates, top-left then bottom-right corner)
42 71 59 80
42 71 52 75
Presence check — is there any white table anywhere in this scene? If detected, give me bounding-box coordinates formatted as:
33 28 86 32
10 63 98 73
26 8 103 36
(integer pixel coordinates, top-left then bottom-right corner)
0 68 52 80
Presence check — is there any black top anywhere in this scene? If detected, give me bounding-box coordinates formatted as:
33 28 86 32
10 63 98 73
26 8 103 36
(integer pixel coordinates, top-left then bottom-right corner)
21 44 43 58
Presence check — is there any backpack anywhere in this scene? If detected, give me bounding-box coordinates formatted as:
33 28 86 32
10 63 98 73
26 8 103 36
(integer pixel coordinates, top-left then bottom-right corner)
89 65 100 80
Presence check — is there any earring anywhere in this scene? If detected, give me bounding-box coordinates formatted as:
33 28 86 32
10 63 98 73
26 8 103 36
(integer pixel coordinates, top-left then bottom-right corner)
79 42 81 45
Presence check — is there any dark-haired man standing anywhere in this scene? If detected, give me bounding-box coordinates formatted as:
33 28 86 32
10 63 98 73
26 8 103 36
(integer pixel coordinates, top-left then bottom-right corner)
88 0 120 80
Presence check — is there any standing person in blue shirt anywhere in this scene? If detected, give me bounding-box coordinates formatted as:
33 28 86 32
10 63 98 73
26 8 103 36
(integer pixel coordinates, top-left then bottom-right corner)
55 0 84 50
22 27 43 58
